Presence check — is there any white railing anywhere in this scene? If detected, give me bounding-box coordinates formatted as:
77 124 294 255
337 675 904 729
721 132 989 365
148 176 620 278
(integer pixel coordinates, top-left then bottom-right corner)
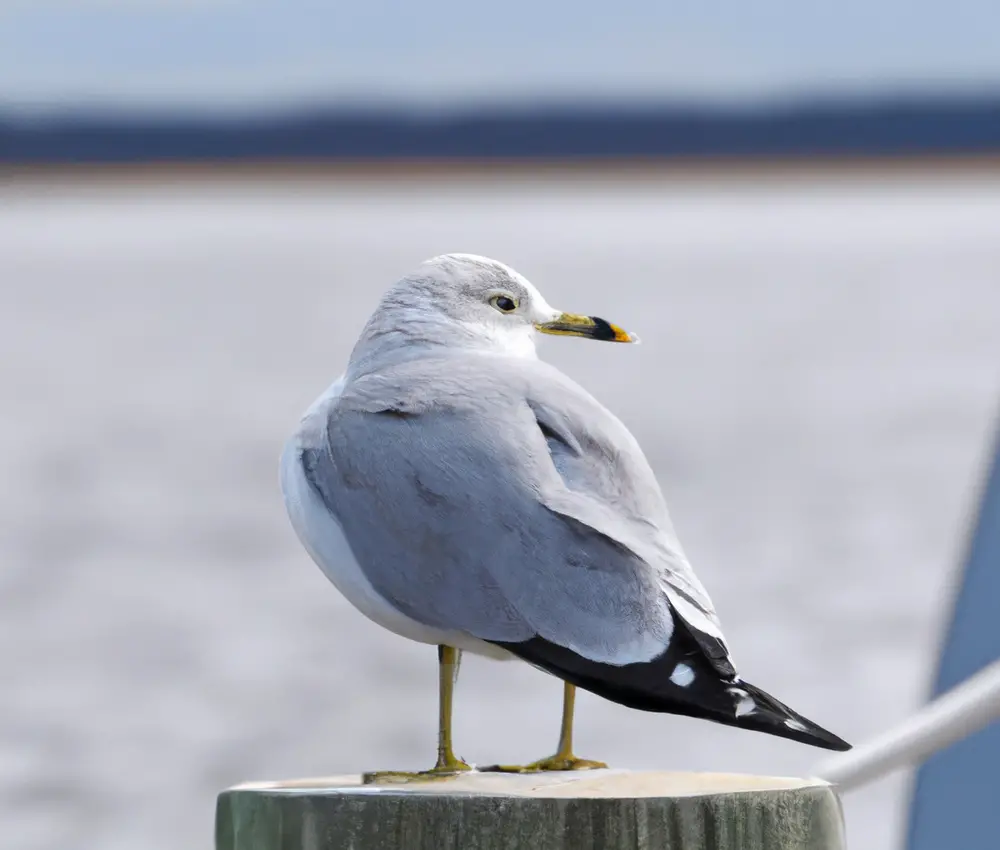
812 658 1000 791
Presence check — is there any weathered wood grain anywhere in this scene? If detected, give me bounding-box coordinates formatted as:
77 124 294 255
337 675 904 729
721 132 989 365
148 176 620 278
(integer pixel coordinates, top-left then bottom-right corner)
216 771 845 850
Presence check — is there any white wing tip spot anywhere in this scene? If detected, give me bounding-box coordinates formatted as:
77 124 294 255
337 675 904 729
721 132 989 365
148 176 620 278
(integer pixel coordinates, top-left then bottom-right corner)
727 686 756 717
669 663 695 687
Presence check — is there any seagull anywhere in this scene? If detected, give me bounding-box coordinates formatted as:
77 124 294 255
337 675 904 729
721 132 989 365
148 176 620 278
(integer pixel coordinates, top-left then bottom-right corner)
280 254 851 780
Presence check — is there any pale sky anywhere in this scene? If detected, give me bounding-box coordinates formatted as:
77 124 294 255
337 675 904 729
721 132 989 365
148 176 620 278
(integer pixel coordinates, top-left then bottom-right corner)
2 1 999 113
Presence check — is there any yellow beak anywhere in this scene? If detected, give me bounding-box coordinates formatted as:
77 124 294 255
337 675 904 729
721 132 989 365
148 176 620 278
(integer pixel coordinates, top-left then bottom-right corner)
534 313 638 343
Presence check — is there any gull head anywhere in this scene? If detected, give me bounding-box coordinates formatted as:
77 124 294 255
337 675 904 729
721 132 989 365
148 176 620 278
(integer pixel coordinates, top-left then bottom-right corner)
349 253 637 371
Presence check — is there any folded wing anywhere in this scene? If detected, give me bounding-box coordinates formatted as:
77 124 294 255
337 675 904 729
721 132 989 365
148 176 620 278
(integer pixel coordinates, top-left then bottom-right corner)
302 355 852 751
306 356 734 673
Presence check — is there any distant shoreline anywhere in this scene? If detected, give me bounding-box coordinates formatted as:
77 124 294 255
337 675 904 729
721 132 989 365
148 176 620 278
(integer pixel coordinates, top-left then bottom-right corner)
4 153 1000 184
3 95 1000 166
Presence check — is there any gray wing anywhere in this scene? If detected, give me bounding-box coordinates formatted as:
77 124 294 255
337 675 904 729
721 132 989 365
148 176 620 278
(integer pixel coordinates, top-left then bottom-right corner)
305 356 729 670
524 381 707 600
521 366 734 671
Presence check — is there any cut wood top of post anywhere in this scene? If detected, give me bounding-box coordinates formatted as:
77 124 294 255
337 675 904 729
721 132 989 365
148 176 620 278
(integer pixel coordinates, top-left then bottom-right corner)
227 770 830 799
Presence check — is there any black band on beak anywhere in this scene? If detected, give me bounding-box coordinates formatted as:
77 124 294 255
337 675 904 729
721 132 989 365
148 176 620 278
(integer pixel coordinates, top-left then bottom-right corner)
534 312 637 343
588 317 621 342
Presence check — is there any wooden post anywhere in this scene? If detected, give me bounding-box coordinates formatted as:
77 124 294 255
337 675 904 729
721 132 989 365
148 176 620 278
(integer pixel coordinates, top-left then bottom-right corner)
216 770 845 850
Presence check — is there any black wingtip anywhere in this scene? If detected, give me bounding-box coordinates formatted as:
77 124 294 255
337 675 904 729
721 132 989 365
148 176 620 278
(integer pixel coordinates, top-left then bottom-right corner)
728 680 853 752
493 635 852 752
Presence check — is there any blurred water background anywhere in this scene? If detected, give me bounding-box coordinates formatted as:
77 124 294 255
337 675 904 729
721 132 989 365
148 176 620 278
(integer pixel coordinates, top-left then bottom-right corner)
3 4 1000 850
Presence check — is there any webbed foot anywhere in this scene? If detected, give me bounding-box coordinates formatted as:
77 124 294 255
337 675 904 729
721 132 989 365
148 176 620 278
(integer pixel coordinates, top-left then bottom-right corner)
482 754 608 773
363 758 473 785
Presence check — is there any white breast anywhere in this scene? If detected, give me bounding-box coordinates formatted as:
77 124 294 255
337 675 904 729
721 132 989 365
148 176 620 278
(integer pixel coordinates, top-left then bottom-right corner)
280 377 510 659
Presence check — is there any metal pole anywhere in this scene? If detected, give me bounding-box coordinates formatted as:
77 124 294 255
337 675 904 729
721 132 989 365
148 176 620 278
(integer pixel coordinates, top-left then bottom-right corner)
813 658 1000 791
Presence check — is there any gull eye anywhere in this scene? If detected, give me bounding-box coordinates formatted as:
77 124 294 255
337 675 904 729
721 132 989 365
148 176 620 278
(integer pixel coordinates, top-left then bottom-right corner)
490 294 518 313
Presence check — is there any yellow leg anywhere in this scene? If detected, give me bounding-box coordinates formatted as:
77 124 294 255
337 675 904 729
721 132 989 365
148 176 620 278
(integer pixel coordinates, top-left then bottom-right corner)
363 645 473 784
430 645 471 773
486 681 608 772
